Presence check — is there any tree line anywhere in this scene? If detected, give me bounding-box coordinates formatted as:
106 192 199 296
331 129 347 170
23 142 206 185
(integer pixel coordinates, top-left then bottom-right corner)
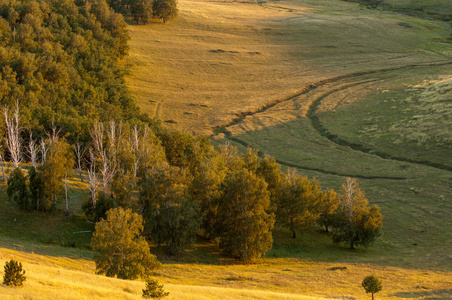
5 109 383 264
0 0 148 145
107 0 178 24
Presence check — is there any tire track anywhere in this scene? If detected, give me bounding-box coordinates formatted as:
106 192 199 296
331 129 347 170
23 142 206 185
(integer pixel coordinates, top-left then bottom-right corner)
212 61 452 134
307 88 452 172
214 61 452 176
227 135 408 180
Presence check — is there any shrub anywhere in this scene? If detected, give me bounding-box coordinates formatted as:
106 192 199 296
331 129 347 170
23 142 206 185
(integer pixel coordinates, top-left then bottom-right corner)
142 279 169 299
3 259 26 287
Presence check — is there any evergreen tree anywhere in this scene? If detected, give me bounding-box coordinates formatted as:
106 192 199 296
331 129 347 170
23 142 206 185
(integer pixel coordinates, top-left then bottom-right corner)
91 207 160 279
140 165 201 256
332 178 383 249
275 169 322 238
142 279 170 299
190 152 226 238
7 168 31 211
317 188 339 233
28 166 43 211
217 168 274 262
3 259 26 287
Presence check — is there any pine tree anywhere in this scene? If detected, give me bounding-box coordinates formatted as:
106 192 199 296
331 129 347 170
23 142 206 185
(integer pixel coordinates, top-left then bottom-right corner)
275 169 322 238
141 165 201 256
217 168 275 262
142 279 170 299
7 168 31 211
3 259 26 287
91 207 160 279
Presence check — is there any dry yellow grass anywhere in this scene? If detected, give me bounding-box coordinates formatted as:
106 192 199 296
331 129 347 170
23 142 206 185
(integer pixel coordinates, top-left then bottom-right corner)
125 0 452 136
0 247 328 300
0 246 451 299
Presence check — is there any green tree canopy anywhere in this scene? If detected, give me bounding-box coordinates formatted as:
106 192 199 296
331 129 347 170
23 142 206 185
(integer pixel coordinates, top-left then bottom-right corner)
362 275 382 300
152 0 178 23
7 168 31 211
216 168 275 262
332 177 383 249
36 138 74 211
275 169 322 238
140 165 201 256
317 188 339 233
0 0 137 143
91 207 160 279
130 0 153 24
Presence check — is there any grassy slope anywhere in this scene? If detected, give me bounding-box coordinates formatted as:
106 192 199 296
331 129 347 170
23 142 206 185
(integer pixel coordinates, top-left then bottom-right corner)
126 0 452 271
0 242 450 300
0 168 450 299
126 0 452 136
0 247 326 300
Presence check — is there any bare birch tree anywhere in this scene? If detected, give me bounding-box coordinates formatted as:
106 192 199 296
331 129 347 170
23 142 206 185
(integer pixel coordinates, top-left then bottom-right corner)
107 121 121 197
3 102 22 169
40 139 48 164
128 125 141 207
87 148 98 208
91 121 109 196
27 131 39 168
74 142 86 182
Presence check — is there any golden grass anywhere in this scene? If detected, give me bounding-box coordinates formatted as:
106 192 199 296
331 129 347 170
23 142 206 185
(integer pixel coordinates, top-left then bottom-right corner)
0 247 451 299
125 0 452 136
0 247 327 300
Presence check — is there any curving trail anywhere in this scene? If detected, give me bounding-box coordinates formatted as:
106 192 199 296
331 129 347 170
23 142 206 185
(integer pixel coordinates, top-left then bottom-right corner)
212 61 452 176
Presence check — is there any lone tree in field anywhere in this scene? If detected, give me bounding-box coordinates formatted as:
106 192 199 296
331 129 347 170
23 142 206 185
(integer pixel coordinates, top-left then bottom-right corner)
142 279 170 299
362 275 382 300
91 207 160 279
332 178 383 249
152 0 178 23
3 259 26 287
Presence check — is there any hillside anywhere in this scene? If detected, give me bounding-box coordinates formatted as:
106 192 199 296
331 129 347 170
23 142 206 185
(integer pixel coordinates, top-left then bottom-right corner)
125 0 452 270
0 0 450 298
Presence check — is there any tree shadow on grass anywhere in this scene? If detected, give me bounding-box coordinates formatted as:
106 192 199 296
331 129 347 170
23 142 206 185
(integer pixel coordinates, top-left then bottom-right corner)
391 289 452 299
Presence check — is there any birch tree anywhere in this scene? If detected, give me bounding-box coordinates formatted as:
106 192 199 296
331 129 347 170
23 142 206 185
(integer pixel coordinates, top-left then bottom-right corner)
74 142 86 182
87 148 98 208
332 177 383 249
3 103 22 169
27 131 38 168
91 121 109 196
